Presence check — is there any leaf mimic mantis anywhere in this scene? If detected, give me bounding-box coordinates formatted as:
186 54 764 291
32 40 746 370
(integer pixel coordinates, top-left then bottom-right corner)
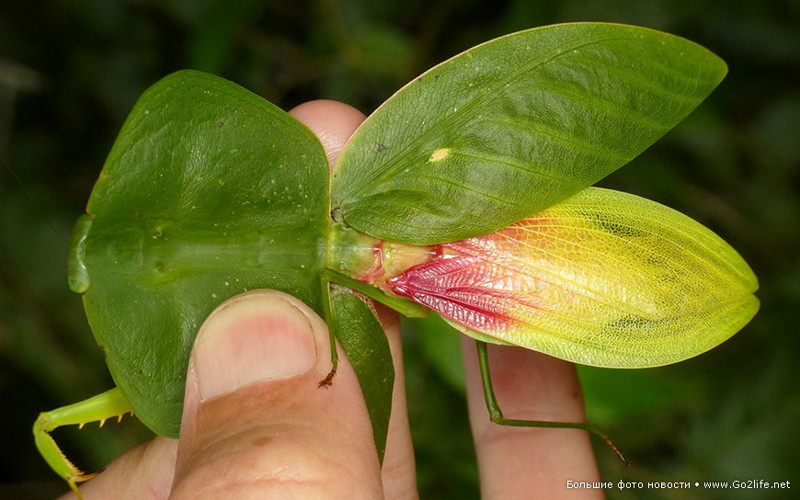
33 23 758 497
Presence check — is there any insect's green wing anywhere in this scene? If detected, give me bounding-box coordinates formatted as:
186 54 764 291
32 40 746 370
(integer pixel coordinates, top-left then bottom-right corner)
332 23 728 245
326 284 394 463
70 70 329 437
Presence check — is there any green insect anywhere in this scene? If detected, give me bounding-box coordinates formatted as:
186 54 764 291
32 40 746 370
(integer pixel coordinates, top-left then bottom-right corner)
34 23 758 497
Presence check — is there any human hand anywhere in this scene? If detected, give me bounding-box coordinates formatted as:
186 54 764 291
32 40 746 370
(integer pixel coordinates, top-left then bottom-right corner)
63 100 601 499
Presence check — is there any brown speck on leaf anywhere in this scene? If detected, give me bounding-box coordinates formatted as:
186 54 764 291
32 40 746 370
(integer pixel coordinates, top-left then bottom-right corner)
377 144 389 153
217 121 224 128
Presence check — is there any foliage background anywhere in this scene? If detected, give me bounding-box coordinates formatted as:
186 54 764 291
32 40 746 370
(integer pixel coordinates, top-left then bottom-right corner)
1 1 798 498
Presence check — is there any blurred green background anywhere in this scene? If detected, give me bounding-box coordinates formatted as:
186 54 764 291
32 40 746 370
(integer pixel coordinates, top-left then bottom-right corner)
1 1 798 498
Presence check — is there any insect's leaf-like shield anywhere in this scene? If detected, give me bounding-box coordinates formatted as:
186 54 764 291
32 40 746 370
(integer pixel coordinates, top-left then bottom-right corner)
75 71 330 437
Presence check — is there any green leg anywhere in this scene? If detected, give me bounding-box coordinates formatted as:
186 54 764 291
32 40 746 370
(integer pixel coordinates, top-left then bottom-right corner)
322 269 430 319
475 341 629 466
317 276 339 387
33 387 133 498
317 269 430 386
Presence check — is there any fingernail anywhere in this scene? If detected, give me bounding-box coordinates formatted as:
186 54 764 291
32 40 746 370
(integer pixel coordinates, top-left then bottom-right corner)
190 290 319 401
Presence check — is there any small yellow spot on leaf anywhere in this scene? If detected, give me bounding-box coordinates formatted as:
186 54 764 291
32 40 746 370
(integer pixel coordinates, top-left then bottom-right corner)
429 148 450 162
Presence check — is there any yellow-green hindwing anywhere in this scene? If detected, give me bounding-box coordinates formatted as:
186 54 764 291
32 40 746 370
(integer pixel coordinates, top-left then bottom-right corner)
475 187 758 367
390 187 758 368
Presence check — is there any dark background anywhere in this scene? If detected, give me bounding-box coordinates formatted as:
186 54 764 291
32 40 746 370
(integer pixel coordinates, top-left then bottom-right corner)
2 1 798 498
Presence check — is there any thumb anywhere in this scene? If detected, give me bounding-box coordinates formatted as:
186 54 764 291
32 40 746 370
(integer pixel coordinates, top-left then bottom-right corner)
171 290 383 499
